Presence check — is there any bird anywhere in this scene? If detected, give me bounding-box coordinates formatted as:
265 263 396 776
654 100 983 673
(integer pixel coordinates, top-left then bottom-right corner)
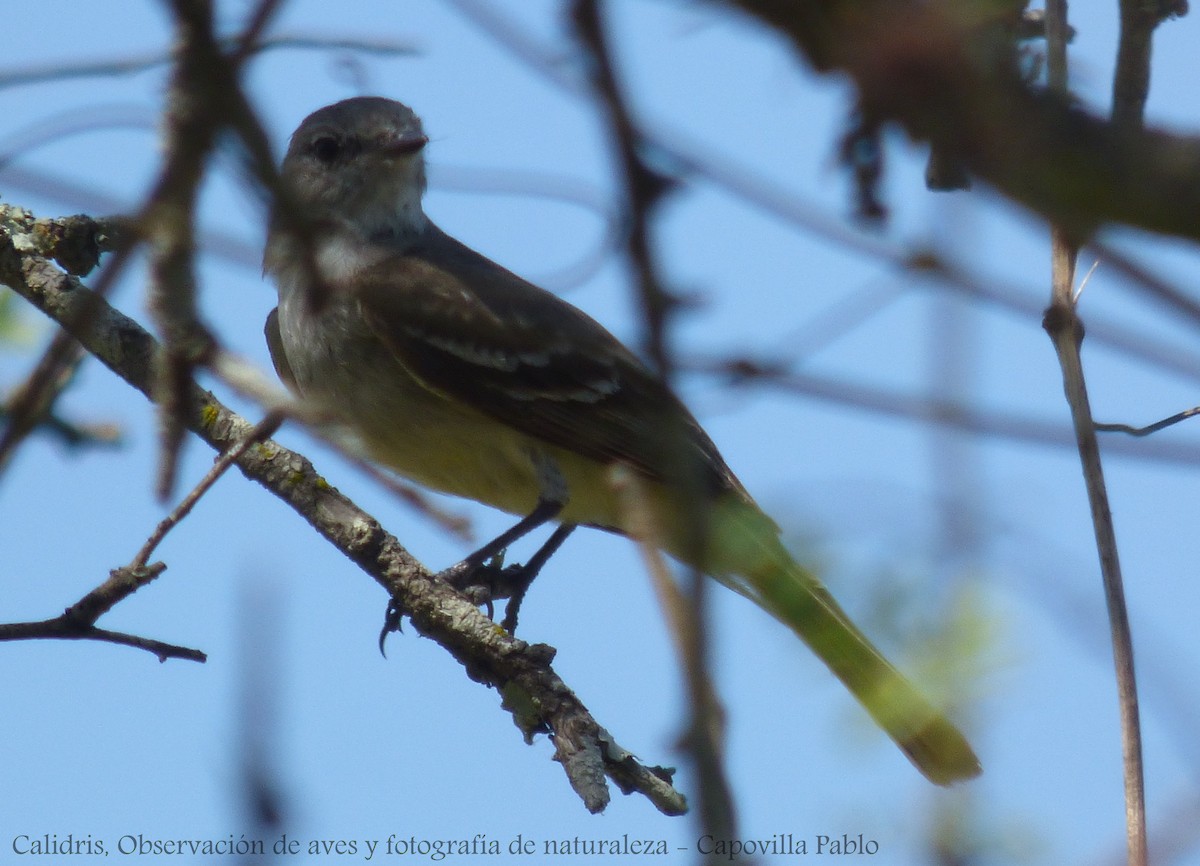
263 96 981 786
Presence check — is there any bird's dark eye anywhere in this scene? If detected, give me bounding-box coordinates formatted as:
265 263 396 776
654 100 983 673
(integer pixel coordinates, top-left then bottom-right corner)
311 135 341 163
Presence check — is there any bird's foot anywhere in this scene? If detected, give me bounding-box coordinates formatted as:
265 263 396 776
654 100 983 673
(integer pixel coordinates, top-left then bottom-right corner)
441 550 536 630
379 523 576 655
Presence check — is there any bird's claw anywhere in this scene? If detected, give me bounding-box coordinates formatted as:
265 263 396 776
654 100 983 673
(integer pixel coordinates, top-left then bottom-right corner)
378 597 405 658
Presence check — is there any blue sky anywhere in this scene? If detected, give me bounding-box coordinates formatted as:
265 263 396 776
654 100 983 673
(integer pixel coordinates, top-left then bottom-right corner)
3 2 1200 864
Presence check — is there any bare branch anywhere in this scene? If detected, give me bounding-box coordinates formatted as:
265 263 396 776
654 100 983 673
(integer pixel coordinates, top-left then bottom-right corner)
1113 0 1188 130
1092 242 1200 333
0 34 417 92
142 0 235 499
131 413 283 570
698 356 1200 465
3 412 283 666
0 559 204 663
1096 407 1200 437
0 400 121 453
571 0 678 378
1044 4 1147 865
0 613 206 663
0 331 88 472
725 0 1200 246
62 562 169 626
572 0 735 840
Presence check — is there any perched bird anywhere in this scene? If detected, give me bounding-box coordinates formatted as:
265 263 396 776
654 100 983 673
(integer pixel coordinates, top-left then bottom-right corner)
264 96 981 785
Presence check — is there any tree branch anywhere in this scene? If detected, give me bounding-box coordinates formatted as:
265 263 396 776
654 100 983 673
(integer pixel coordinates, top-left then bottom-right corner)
1043 4 1146 865
0 611 205 663
0 34 418 92
572 0 734 841
724 0 1198 246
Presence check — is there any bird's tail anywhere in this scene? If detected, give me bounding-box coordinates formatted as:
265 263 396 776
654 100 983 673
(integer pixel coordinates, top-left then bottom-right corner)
698 494 982 786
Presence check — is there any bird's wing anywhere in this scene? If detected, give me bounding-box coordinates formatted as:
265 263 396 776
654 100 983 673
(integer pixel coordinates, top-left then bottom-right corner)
354 225 741 495
264 307 298 390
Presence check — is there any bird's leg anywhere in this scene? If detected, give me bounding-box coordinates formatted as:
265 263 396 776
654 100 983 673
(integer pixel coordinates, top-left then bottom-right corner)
443 495 566 591
445 448 572 615
500 522 576 633
379 452 570 652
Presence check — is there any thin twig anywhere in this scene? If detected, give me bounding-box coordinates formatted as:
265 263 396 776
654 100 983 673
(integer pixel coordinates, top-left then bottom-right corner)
0 557 205 662
0 332 87 473
1113 0 1188 130
2 418 287 661
572 0 735 843
569 0 677 377
131 412 284 569
1092 241 1200 332
609 465 725 767
0 34 418 92
6 412 285 663
0 401 121 452
697 357 1200 464
63 562 170 626
1044 4 1147 866
1096 407 1200 437
0 615 205 663
228 0 288 66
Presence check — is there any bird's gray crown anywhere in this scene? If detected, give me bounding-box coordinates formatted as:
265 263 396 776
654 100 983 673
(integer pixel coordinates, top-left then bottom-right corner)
286 97 426 163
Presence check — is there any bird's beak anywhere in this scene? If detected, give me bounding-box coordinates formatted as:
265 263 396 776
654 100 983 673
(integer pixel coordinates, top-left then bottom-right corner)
380 132 428 157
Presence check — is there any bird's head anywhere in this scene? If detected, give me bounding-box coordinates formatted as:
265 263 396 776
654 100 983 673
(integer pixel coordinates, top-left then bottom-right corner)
279 96 429 239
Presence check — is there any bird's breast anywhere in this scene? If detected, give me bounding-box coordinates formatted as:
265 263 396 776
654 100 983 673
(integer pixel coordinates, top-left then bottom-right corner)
274 293 553 515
